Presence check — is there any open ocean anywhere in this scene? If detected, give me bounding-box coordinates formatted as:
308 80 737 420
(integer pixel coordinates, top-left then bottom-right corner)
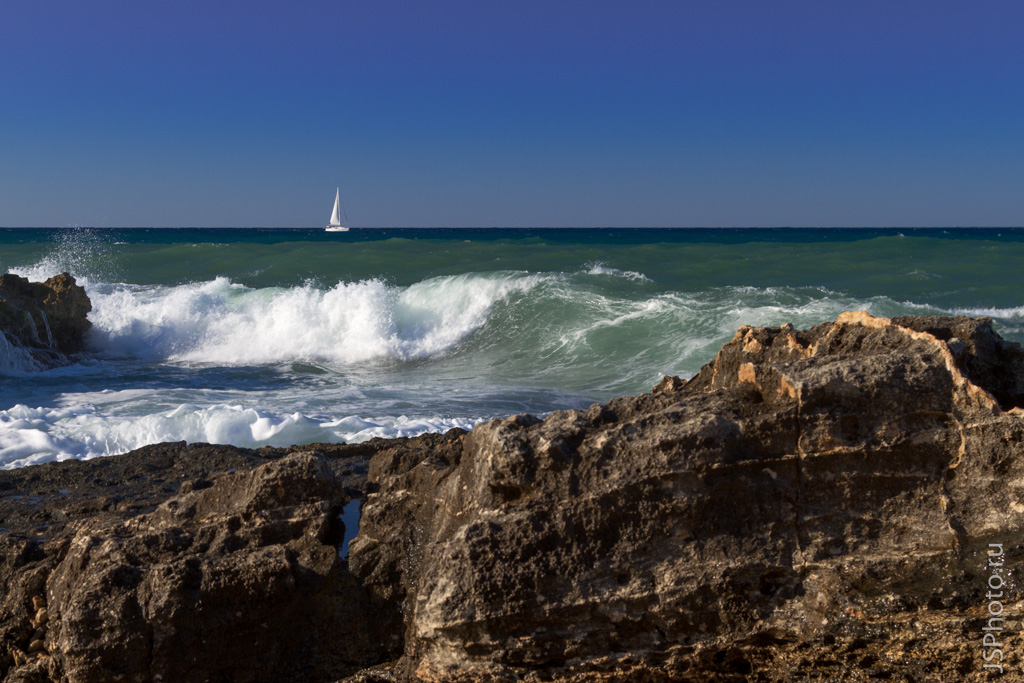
2 227 1023 469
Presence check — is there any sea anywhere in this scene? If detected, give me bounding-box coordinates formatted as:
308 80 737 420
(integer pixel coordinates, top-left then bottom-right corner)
2 227 1023 470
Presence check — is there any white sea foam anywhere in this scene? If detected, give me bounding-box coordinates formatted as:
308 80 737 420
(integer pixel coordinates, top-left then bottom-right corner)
1 272 533 466
950 305 1024 319
0 333 43 375
0 401 483 469
8 264 1007 469
86 273 547 365
584 263 652 282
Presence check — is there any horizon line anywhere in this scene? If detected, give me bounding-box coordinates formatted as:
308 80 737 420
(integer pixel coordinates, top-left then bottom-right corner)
2 226 1023 230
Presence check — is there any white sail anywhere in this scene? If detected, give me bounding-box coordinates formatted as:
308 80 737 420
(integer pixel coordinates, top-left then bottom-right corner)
325 187 349 231
329 188 343 227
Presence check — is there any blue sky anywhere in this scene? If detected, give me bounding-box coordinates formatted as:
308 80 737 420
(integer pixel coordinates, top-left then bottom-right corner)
1 1 1021 227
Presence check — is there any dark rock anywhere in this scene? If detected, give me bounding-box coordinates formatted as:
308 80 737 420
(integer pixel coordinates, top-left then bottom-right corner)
4 313 1024 682
9 452 373 682
0 436 452 682
0 273 92 368
46 453 355 682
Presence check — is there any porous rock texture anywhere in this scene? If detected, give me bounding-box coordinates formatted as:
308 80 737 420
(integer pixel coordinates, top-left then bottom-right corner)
0 441 400 683
0 273 91 367
350 312 1024 682
2 313 1024 682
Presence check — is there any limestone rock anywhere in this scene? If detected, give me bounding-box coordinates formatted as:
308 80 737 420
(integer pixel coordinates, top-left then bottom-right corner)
350 312 1024 681
3 314 1024 682
2 451 383 683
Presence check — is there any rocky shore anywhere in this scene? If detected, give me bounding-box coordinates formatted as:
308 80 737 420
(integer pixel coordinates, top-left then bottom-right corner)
2 303 1024 681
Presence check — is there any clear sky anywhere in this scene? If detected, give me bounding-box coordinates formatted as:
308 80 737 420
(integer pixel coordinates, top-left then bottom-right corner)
1 1 1021 227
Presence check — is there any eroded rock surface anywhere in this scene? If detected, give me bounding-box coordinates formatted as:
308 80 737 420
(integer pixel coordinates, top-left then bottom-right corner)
0 439 415 683
350 312 1024 681
3 313 1024 682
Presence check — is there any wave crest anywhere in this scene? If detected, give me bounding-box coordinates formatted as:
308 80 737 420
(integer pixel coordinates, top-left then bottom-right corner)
87 273 547 365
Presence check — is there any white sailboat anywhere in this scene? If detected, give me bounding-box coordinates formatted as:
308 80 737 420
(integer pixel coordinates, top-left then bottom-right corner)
325 188 349 232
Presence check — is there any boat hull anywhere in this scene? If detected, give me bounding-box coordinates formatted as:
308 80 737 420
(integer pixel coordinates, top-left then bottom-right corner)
325 226 349 232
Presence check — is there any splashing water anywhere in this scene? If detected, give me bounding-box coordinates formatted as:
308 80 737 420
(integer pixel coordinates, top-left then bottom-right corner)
2 227 1023 467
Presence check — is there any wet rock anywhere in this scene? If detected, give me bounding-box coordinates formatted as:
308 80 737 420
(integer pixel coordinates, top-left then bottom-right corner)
0 272 91 367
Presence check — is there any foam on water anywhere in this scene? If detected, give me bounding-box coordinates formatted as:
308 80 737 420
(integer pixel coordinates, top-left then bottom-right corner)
951 305 1024 319
86 273 547 365
5 227 1024 469
0 334 44 375
1 268 532 465
584 262 652 282
0 401 482 469
2 267 982 467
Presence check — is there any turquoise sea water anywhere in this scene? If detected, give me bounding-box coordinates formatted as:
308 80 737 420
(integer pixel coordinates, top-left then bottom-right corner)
2 227 1022 468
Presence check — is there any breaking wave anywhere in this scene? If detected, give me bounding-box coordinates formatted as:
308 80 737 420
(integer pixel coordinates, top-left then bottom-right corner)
85 273 548 365
4 228 1024 468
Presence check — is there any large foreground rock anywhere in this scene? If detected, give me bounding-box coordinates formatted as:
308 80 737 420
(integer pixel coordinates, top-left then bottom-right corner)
350 312 1024 681
2 312 1024 682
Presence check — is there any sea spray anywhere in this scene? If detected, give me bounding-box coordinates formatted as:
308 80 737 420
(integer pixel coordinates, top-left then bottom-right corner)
3 227 1024 468
85 272 549 365
0 273 935 467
